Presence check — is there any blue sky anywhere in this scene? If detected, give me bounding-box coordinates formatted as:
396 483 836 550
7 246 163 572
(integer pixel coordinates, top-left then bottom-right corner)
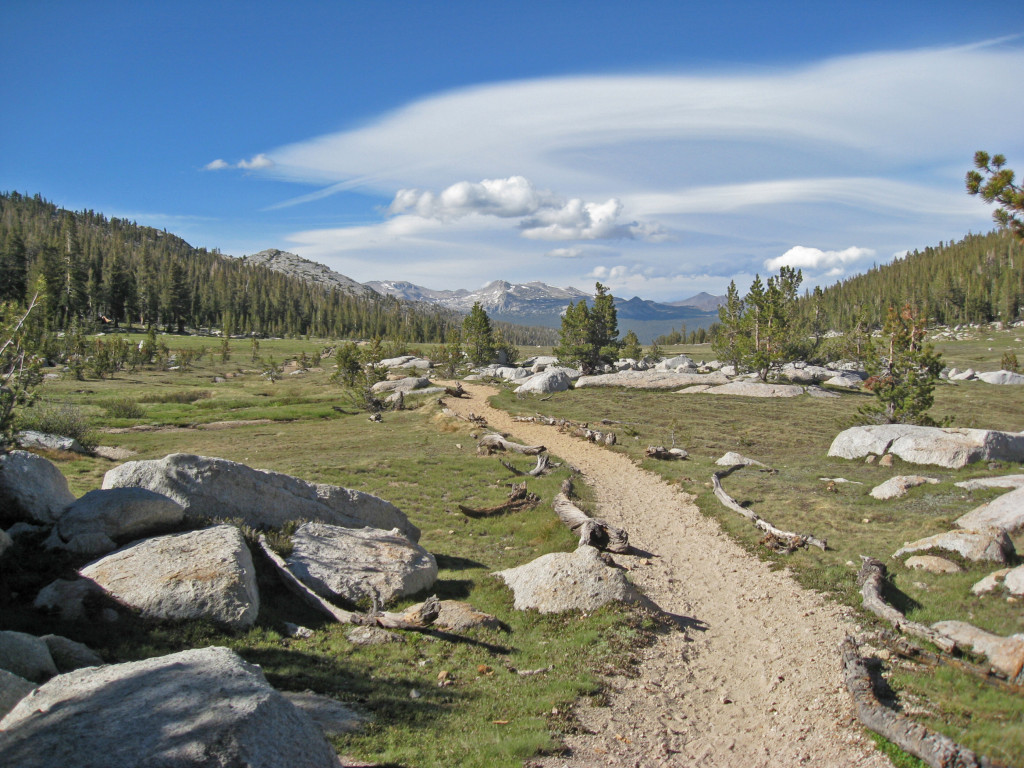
3 1 1023 301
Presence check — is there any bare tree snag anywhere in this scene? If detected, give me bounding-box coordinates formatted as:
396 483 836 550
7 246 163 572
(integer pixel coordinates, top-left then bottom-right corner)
841 636 1000 768
458 482 540 518
646 446 688 460
257 534 440 630
477 433 546 455
553 480 629 553
857 556 956 653
711 467 827 552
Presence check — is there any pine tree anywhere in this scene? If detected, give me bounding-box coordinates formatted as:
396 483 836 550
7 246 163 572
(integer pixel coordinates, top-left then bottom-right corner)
554 300 594 371
462 302 496 366
621 329 642 361
589 282 620 365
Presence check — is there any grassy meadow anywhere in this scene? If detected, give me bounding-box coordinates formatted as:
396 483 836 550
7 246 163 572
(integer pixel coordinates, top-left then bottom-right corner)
5 325 1024 765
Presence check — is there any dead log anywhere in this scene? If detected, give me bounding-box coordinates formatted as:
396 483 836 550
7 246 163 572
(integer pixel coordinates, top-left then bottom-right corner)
553 481 629 553
477 433 546 455
841 636 1001 768
257 534 440 630
646 445 688 460
458 482 540 518
499 453 550 478
880 632 1024 695
444 383 467 398
711 468 827 552
857 556 956 653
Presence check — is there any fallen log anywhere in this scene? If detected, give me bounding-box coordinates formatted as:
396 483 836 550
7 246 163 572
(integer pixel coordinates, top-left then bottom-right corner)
512 415 618 446
857 556 955 653
445 383 468 398
711 467 827 552
477 433 546 455
646 445 688 460
841 636 1001 768
880 632 1024 695
499 453 550 477
553 480 629 553
458 482 540 518
257 534 440 629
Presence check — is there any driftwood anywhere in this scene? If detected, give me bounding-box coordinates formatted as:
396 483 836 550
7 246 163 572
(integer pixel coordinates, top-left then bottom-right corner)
841 636 1001 768
646 445 688 460
499 453 550 477
711 467 828 552
445 383 468 398
477 433 546 455
458 482 540 518
257 534 440 629
553 479 629 553
857 556 956 653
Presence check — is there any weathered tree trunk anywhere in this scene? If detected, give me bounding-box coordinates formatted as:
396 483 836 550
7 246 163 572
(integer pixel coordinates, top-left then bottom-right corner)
553 480 629 553
499 453 550 477
857 556 956 653
477 433 546 455
841 636 999 768
257 534 440 629
445 383 467 398
458 482 540 517
711 467 827 552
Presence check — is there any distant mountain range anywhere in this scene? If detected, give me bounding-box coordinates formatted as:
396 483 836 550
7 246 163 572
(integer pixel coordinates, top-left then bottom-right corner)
244 250 723 342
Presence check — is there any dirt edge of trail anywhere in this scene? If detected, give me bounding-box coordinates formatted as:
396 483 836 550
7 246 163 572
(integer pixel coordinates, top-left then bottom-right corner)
444 383 890 768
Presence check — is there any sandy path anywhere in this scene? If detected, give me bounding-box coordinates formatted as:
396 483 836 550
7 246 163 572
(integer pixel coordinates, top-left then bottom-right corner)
445 384 890 768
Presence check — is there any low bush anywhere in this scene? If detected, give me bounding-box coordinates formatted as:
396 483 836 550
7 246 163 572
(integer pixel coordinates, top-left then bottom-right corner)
17 400 96 449
102 398 146 419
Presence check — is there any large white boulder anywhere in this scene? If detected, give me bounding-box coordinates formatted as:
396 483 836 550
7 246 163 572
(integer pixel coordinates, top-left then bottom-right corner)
54 487 184 557
931 621 1024 679
0 451 75 524
955 475 1024 491
654 355 697 372
102 453 419 541
955 486 1024 535
494 545 643 613
15 431 86 454
286 523 436 606
514 369 572 395
704 381 805 398
0 646 341 768
893 527 1016 563
80 525 260 630
977 370 1024 385
370 376 431 394
828 425 1024 468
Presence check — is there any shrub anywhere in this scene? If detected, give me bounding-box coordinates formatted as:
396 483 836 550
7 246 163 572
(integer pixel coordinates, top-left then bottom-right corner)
1001 351 1019 372
18 400 95 449
102 398 146 419
139 390 212 404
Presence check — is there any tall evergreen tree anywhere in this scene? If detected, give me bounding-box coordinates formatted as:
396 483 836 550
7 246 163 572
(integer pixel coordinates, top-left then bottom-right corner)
462 302 496 366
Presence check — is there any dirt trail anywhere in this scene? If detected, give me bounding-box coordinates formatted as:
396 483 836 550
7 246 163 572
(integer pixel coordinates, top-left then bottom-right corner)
445 384 890 768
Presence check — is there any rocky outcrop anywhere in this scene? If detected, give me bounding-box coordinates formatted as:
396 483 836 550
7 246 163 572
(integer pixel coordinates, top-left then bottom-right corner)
102 453 419 541
893 527 1016 563
955 486 1024 535
0 632 57 683
971 567 1022 596
0 670 34 721
977 370 1024 385
576 370 729 389
370 376 431 394
0 451 75 524
15 430 87 454
955 475 1024 491
494 545 643 613
0 646 341 768
868 475 939 500
828 425 1024 468
514 369 571 395
80 525 260 630
286 523 437 606
704 381 805 398
53 487 185 557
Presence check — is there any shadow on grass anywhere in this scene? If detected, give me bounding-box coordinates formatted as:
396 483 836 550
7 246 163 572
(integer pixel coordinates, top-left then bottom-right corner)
433 553 487 571
883 579 923 615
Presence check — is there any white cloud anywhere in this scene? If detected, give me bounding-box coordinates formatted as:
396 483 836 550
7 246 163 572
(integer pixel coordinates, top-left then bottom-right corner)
205 154 276 171
765 245 876 277
546 247 584 259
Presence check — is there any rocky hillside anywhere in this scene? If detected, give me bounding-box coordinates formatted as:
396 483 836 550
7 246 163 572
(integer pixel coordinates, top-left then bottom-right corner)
240 249 379 299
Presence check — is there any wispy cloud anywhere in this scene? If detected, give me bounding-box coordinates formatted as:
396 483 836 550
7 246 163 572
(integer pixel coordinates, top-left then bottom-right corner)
248 40 1024 299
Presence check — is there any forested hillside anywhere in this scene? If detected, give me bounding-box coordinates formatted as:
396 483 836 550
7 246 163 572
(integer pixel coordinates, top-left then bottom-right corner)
0 192 455 341
805 229 1022 329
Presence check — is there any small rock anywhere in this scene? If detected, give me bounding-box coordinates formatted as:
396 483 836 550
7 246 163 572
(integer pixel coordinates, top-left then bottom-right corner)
878 454 894 467
869 475 939 500
971 568 1012 595
347 626 405 645
0 631 58 682
40 635 103 672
